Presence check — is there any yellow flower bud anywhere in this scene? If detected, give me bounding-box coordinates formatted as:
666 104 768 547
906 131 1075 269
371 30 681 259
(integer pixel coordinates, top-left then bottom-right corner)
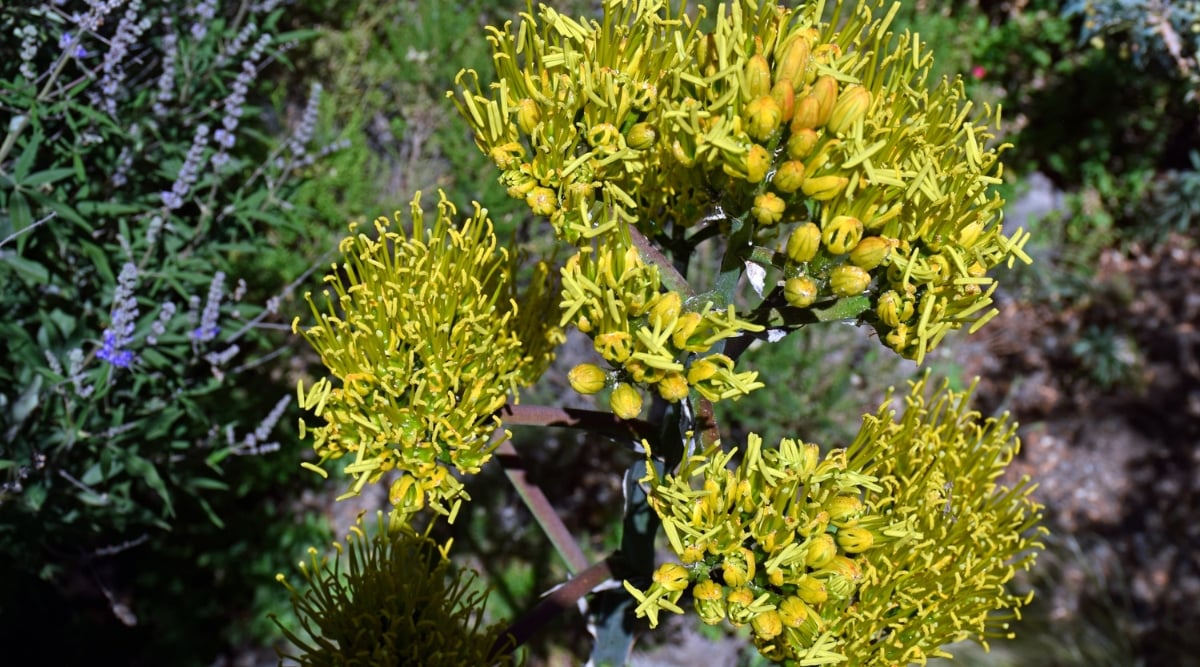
649 291 682 330
774 32 811 89
795 574 828 605
681 544 706 564
885 323 910 352
772 160 806 193
744 54 773 99
671 139 696 167
752 192 787 226
751 609 784 641
790 95 821 132
810 75 839 127
848 236 893 270
805 533 837 568
687 358 718 384
721 547 757 588
800 174 848 201
746 143 771 183
516 98 540 134
568 363 608 395
490 142 526 170
626 122 658 150
610 383 643 420
787 128 820 159
725 586 756 626
836 526 875 553
825 494 864 525
657 372 690 403
388 475 420 508
525 186 557 216
653 562 690 592
821 215 864 255
829 265 871 297
827 84 871 135
784 276 818 308
576 314 593 333
744 96 783 142
800 443 820 476
671 312 702 349
777 596 818 632
693 579 726 625
770 79 795 122
785 222 821 263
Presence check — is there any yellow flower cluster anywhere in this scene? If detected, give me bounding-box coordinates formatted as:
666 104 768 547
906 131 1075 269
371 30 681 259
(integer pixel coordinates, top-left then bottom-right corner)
840 375 1046 664
559 235 765 415
294 193 562 517
627 375 1045 665
453 0 1032 362
625 434 914 664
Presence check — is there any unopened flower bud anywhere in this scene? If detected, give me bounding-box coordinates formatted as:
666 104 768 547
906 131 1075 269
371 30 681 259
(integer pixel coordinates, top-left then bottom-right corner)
516 98 540 134
836 526 875 553
777 595 818 633
830 265 871 297
849 236 893 270
795 574 828 605
805 533 837 568
751 609 783 641
745 96 783 141
752 192 787 226
787 128 820 159
568 363 608 395
822 215 864 255
784 276 818 308
770 79 795 122
800 174 848 201
774 32 812 90
610 383 643 419
785 222 821 263
790 95 822 132
744 54 773 99
649 291 682 330
671 312 702 348
687 358 718 384
657 372 690 402
772 160 806 193
810 76 839 127
825 494 864 524
827 84 871 135
626 122 658 150
745 143 771 183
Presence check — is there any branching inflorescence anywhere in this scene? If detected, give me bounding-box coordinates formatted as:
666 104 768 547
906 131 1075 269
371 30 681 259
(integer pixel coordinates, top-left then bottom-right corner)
287 0 1046 664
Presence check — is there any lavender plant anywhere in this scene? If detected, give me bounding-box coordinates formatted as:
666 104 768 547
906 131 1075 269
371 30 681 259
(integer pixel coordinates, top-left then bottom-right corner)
1 0 341 660
283 0 1046 664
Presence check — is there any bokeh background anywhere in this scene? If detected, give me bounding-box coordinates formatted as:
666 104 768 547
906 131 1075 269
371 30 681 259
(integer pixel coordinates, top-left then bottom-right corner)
1 0 1196 665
